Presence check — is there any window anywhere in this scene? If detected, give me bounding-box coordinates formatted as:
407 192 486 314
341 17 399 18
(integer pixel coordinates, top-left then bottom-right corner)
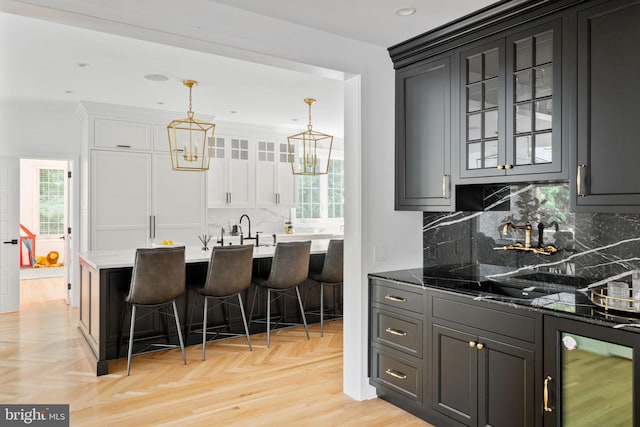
296 159 344 219
39 168 64 235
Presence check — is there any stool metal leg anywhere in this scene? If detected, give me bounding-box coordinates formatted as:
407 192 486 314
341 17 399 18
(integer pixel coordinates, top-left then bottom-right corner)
238 294 252 351
295 286 310 340
320 283 324 337
126 305 137 376
202 296 208 360
171 301 187 365
266 288 271 348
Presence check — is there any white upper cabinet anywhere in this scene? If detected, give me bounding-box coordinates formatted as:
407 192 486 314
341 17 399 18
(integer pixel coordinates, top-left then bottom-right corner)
255 140 297 206
207 136 253 207
94 118 151 150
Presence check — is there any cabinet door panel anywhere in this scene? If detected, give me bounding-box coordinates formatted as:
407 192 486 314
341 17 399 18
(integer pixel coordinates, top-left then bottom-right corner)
574 0 640 211
92 151 151 250
94 118 151 150
255 158 277 205
478 336 535 427
432 323 476 426
396 56 452 210
152 154 205 246
229 159 251 206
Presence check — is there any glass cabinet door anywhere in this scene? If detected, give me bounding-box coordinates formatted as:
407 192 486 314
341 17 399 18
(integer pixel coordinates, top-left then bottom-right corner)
460 40 505 178
505 20 563 175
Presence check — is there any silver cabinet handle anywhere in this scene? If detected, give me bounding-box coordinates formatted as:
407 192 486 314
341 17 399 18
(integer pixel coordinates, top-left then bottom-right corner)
577 164 586 197
116 144 131 149
149 215 153 239
384 295 407 303
385 369 407 380
385 327 407 337
442 174 449 199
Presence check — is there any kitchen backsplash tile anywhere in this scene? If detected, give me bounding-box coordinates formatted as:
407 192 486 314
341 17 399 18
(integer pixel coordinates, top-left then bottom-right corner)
424 183 640 286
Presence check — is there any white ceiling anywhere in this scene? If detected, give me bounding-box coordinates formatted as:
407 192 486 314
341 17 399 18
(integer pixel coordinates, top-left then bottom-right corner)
211 0 498 47
0 1 498 138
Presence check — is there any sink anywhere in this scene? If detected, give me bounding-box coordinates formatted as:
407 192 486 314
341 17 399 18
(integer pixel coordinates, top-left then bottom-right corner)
476 272 589 300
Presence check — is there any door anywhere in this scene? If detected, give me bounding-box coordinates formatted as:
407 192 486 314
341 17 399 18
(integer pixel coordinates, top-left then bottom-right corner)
396 55 452 210
0 157 20 312
152 154 206 246
432 323 477 426
574 0 640 211
543 316 638 427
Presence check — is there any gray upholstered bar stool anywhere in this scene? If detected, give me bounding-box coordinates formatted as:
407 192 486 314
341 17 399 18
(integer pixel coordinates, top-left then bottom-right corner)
124 246 187 375
307 239 343 336
188 245 254 360
249 240 311 348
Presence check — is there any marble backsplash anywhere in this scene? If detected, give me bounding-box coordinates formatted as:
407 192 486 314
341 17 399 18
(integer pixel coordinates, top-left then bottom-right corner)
424 183 640 287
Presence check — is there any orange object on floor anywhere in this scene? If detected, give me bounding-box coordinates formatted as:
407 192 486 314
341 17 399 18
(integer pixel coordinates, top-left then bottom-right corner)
19 224 36 267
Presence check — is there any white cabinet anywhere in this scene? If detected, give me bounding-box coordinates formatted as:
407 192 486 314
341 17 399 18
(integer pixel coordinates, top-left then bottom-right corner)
90 151 206 250
91 150 152 250
207 136 252 207
94 118 151 150
255 140 297 206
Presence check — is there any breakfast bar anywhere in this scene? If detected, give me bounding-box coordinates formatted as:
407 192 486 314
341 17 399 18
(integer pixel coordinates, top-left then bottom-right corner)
78 240 332 375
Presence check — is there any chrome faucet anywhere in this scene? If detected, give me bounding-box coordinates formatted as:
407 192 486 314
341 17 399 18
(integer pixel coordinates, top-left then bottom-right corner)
239 214 256 245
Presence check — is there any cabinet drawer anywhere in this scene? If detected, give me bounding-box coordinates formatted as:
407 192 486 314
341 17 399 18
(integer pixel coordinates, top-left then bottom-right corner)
371 348 422 402
372 307 422 358
94 118 151 150
432 294 538 343
371 280 423 314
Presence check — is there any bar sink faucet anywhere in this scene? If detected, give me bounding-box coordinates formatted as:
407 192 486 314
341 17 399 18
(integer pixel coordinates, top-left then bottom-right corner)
495 221 558 255
216 227 225 246
239 214 257 245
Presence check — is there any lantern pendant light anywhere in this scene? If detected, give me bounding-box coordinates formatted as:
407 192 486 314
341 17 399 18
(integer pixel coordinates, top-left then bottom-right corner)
287 98 333 175
167 80 215 171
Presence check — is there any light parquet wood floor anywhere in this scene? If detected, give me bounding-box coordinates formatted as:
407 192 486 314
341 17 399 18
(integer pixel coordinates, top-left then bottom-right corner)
1 278 431 427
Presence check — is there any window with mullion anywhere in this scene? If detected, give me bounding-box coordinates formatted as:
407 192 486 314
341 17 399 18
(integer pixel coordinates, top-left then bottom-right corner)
39 168 64 235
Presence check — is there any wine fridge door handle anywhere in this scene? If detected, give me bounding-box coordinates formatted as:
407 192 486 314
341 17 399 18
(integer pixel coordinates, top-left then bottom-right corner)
544 375 553 412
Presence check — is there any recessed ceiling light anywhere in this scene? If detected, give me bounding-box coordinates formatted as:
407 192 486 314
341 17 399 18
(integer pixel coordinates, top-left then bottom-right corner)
65 90 75 94
77 62 90 68
144 74 169 82
157 101 165 105
291 118 298 122
396 7 417 16
229 110 237 114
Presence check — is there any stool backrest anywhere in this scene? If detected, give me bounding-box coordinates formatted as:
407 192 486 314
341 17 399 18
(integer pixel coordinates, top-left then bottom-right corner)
267 241 311 289
203 245 254 297
127 246 186 305
319 239 343 283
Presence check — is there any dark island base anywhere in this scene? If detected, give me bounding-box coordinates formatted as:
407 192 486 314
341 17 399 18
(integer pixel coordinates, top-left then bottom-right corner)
79 254 340 375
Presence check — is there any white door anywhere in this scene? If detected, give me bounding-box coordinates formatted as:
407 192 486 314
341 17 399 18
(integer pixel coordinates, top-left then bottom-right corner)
153 154 206 246
0 157 20 312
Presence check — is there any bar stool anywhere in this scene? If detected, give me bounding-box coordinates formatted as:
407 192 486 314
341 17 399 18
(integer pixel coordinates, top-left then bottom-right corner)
124 246 187 375
187 245 254 360
249 241 311 348
307 239 343 336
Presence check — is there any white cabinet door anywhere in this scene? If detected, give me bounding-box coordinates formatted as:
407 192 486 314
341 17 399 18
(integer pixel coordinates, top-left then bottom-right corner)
92 151 151 250
255 140 277 205
152 154 206 246
277 142 297 206
207 136 252 207
94 118 151 150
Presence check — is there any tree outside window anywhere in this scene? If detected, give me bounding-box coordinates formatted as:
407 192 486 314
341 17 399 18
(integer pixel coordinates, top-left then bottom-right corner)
297 158 344 219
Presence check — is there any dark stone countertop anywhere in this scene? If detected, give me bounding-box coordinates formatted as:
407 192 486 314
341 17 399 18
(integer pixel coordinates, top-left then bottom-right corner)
369 265 640 334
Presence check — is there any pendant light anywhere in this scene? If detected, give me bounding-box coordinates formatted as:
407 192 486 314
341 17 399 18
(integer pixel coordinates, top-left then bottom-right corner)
167 80 215 171
287 98 334 175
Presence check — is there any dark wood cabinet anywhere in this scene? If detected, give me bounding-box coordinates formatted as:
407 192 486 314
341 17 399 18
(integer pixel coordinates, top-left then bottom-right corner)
431 294 540 427
572 0 640 212
395 54 453 211
458 19 565 183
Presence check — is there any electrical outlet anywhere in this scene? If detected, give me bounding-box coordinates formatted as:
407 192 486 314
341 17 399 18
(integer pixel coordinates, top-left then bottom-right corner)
426 245 437 260
374 245 387 262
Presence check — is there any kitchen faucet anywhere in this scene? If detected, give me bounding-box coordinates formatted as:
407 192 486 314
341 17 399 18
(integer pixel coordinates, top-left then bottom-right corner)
495 221 558 255
216 227 225 246
239 214 257 245
502 221 533 248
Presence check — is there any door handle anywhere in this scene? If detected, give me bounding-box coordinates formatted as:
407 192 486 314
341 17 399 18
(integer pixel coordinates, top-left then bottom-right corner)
544 375 553 412
3 239 18 245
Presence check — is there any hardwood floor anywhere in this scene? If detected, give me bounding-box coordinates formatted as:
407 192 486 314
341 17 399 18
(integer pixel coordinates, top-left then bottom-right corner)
1 278 431 426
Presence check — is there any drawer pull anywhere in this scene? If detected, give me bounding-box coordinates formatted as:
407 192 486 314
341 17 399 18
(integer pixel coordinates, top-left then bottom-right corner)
385 327 407 337
384 295 407 303
469 341 476 348
476 343 484 350
385 369 407 380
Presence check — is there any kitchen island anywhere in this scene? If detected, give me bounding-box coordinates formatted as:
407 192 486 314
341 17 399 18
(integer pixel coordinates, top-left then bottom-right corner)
78 240 332 375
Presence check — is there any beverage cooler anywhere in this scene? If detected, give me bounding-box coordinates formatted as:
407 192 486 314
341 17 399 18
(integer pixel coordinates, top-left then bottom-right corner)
543 316 639 426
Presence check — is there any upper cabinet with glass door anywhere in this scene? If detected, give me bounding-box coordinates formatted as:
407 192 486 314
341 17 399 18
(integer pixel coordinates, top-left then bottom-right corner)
459 20 565 182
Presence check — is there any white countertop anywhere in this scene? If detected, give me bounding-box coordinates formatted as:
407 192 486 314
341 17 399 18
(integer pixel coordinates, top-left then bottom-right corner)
77 239 333 270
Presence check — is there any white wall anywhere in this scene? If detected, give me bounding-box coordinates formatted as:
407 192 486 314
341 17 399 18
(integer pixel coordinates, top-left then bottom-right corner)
3 0 424 399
